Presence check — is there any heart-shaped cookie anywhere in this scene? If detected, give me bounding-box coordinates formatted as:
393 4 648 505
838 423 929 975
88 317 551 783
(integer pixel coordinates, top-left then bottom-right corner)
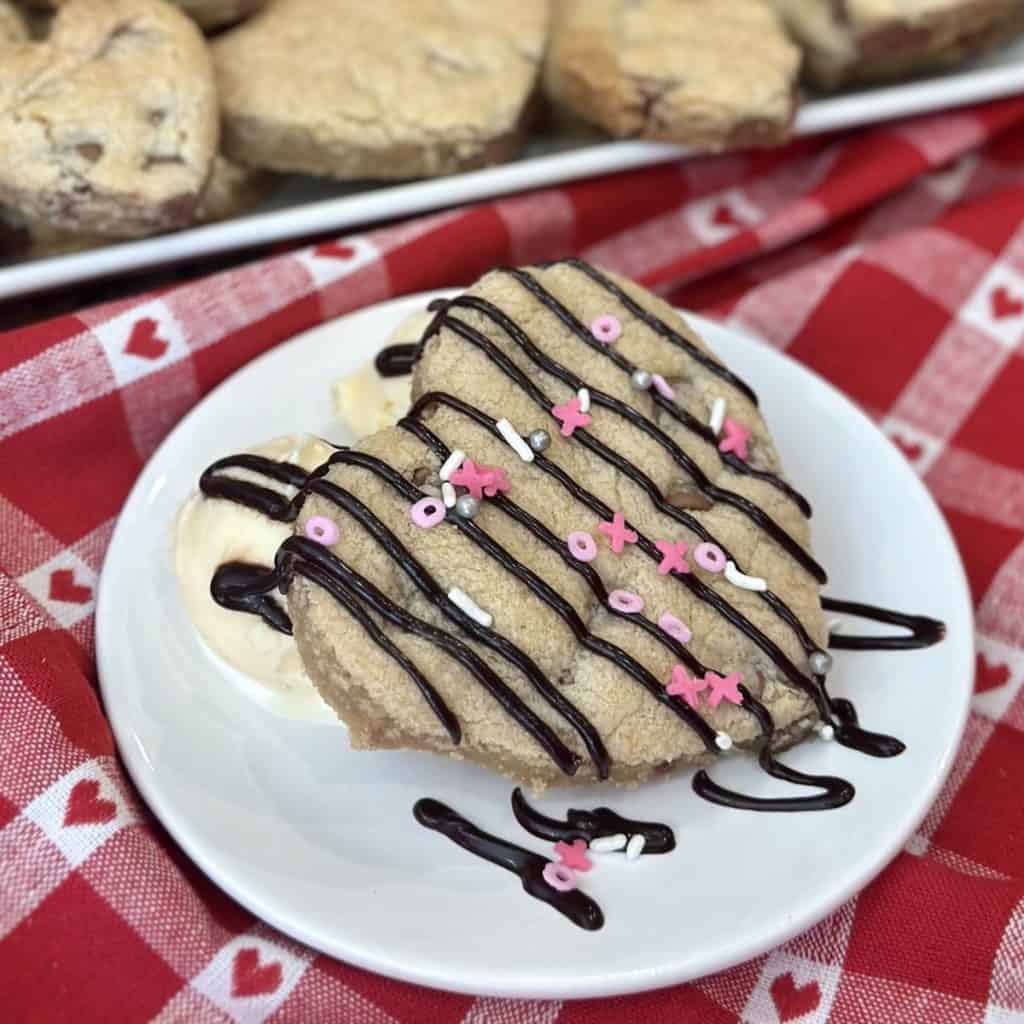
286 262 831 789
0 0 218 237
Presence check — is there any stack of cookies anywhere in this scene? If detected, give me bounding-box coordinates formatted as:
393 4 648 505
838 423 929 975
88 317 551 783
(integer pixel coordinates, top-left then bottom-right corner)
1 0 1020 262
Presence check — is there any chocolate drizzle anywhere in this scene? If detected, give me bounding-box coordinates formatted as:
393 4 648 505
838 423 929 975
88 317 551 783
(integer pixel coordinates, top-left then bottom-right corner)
823 597 946 651
511 787 675 853
414 797 604 930
374 343 416 378
692 689 855 812
195 258 948 815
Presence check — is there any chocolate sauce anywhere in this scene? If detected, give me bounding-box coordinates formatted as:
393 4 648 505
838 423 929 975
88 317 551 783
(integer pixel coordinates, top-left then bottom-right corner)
822 597 946 651
197 258 947 813
692 696 855 812
414 798 604 930
211 561 292 634
374 343 416 378
511 787 675 853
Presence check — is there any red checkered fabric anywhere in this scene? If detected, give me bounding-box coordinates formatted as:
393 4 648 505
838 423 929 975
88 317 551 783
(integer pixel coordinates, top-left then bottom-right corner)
3 94 1024 1023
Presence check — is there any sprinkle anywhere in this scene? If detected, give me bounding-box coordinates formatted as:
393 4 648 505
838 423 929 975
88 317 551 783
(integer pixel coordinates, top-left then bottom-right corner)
715 732 734 751
589 833 627 853
455 494 480 519
654 539 690 576
724 560 767 592
651 374 675 400
625 834 646 860
719 418 751 460
305 515 339 546
496 418 534 463
828 618 845 634
598 511 638 553
608 590 644 614
817 723 836 742
448 586 493 627
590 314 622 344
705 671 744 708
666 666 706 709
658 613 692 645
542 862 578 892
551 396 591 437
630 368 653 391
555 839 592 872
709 397 727 435
439 449 465 481
442 482 457 508
450 459 511 499
567 530 598 562
449 459 491 499
693 542 727 573
577 387 591 414
411 496 446 529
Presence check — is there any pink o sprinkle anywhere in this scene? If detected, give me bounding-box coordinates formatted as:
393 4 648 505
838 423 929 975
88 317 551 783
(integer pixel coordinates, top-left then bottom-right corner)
658 612 692 644
694 542 727 573
567 530 598 562
305 515 339 546
410 496 446 529
651 373 675 400
608 590 644 614
590 314 622 344
542 862 578 892
555 839 593 872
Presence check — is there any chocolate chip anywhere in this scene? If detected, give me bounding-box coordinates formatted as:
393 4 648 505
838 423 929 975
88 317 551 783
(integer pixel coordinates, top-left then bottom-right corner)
665 485 712 511
76 143 103 163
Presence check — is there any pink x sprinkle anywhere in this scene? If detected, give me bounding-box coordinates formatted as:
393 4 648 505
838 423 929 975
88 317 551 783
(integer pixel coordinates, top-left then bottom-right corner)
705 671 744 708
482 465 511 497
554 839 593 872
654 539 691 575
450 459 510 500
666 665 707 709
449 458 492 499
551 396 592 437
598 512 638 553
718 418 751 461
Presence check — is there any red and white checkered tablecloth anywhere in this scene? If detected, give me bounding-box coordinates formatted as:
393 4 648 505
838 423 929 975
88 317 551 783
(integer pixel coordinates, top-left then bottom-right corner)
2 94 1024 1023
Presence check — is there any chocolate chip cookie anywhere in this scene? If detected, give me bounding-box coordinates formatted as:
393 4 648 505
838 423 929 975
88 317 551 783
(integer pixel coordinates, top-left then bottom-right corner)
775 0 1024 90
0 0 218 237
286 261 829 789
544 0 800 150
212 0 548 179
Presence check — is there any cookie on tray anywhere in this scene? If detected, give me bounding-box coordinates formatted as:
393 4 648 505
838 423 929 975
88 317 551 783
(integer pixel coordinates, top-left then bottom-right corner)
0 0 25 42
543 0 800 150
0 156 276 262
212 0 548 179
286 261 829 789
0 0 218 238
775 0 1024 90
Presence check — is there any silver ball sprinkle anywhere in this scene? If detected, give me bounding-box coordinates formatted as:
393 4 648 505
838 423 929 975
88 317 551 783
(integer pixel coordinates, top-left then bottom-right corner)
808 649 833 676
454 494 480 519
630 368 653 391
528 428 551 453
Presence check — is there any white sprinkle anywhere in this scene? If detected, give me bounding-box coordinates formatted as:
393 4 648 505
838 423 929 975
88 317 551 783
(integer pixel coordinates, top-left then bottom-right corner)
625 833 646 860
818 724 836 742
828 617 845 634
448 586 493 627
715 731 733 751
439 449 465 481
589 833 627 853
442 482 457 508
724 560 768 592
496 418 535 463
577 387 591 413
709 397 727 435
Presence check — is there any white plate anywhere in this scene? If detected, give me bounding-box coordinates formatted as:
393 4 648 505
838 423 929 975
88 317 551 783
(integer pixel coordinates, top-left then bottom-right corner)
7 36 1024 301
97 293 973 999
